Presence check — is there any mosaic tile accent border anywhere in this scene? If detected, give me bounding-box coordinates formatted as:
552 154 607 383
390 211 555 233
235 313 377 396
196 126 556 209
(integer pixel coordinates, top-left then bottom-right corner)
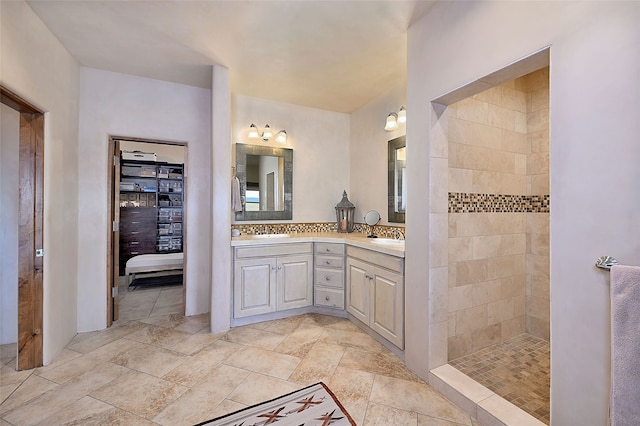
231 222 405 239
449 192 550 213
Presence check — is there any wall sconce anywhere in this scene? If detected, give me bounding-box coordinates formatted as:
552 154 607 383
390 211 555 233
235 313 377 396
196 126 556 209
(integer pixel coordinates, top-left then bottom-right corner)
384 106 406 131
248 123 287 144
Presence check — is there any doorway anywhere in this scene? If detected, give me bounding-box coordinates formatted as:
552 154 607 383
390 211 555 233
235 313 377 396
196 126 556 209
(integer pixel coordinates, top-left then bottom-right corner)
0 85 45 370
107 136 187 326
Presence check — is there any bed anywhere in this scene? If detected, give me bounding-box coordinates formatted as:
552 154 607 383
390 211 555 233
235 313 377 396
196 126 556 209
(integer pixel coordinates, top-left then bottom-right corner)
125 252 183 286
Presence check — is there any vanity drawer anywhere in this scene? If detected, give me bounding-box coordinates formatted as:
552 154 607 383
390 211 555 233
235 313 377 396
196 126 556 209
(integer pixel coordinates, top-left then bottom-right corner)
315 254 344 269
315 243 345 256
314 267 344 289
235 243 313 259
315 288 344 309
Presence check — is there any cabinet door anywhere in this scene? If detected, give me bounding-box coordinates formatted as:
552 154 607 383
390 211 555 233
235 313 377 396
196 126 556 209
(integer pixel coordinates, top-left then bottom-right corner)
346 258 369 324
370 265 404 349
234 258 276 318
276 255 313 311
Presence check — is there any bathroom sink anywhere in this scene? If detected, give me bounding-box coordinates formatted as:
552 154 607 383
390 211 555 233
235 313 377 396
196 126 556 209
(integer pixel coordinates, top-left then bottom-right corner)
369 238 405 247
252 234 290 239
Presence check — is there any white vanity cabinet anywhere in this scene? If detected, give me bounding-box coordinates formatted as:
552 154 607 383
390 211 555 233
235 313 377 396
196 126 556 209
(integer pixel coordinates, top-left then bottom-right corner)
314 243 345 309
346 246 404 349
233 243 313 318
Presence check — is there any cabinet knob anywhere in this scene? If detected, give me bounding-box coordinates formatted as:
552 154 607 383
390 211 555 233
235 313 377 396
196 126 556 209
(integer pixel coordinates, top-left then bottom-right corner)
278 266 282 270
326 260 331 265
325 296 330 301
326 248 330 252
272 266 276 270
325 276 331 281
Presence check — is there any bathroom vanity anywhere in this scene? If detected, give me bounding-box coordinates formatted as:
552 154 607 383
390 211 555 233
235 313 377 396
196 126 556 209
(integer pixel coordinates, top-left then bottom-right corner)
231 233 405 349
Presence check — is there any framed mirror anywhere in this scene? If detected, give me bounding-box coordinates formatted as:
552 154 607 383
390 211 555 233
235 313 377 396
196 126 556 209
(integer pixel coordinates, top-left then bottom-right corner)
388 135 406 223
235 143 293 221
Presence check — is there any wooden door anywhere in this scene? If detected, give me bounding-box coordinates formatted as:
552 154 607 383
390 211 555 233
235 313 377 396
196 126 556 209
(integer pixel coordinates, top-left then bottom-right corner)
346 258 369 324
107 140 121 325
1 86 44 370
276 254 313 311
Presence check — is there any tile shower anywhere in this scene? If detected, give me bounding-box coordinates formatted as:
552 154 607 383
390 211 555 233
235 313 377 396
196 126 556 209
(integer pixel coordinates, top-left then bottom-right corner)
443 68 551 422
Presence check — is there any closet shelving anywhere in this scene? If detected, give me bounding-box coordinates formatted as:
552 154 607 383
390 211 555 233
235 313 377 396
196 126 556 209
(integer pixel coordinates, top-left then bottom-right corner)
118 159 183 275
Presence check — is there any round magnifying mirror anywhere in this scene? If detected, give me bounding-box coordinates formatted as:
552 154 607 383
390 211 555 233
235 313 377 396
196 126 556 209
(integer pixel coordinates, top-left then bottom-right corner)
364 210 381 238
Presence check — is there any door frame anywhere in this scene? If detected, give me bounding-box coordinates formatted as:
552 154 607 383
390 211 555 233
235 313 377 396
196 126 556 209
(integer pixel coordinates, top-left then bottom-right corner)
107 136 188 326
1 85 45 370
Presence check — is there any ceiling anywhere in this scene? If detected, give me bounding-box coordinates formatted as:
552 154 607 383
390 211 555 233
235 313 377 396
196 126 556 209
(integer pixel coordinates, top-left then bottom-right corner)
26 1 436 113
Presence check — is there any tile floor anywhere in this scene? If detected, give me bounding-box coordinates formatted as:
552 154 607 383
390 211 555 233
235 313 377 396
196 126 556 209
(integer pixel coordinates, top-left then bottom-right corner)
1 284 481 426
449 334 550 424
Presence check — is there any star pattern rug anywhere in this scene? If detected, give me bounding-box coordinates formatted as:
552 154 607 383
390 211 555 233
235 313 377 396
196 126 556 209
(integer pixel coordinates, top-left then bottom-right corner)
195 382 356 426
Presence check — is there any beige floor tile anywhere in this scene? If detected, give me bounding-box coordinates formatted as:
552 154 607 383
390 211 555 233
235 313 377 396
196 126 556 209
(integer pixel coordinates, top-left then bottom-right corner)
2 363 126 424
111 343 188 377
153 364 249 426
227 372 300 406
327 366 376 425
0 374 57 415
370 375 471 425
273 323 325 357
90 370 188 420
221 325 286 350
418 414 474 425
247 315 306 335
35 395 155 425
125 323 191 347
32 349 83 376
66 321 145 353
223 346 300 380
302 313 351 328
173 313 211 333
163 340 242 387
363 402 418 425
206 399 248 420
319 327 386 353
162 331 220 355
150 302 183 317
340 347 422 382
0 364 33 387
0 344 16 365
1 382 20 405
288 342 345 385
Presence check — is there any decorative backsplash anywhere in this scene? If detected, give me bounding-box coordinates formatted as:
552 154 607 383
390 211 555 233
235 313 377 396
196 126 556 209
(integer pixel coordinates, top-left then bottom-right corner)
449 192 550 213
231 222 406 239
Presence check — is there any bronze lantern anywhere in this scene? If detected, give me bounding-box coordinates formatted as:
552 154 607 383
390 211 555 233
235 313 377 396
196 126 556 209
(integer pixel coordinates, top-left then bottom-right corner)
335 190 355 233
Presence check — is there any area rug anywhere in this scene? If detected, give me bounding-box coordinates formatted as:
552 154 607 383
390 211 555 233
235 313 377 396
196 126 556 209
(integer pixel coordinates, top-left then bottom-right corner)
195 382 356 426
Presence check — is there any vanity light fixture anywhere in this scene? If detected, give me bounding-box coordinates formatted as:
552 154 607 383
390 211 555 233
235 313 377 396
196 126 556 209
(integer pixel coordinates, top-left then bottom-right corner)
385 113 399 131
248 123 287 143
397 106 406 124
384 106 407 131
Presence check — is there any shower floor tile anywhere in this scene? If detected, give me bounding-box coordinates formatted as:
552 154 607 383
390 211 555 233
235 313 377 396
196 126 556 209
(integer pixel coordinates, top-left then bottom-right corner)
449 333 550 424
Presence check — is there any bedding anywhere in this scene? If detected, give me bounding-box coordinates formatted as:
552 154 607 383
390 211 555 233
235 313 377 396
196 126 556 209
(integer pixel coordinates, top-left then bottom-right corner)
125 252 183 278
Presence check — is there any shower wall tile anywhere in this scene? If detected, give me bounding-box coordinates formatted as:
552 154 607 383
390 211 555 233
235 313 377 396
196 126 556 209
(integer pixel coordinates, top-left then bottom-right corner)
488 104 517 130
527 151 549 175
501 316 526 340
473 85 502 105
471 123 502 150
450 97 489 124
530 87 549 112
455 305 488 335
526 109 549 133
449 285 473 313
526 296 550 322
449 237 473 263
529 130 549 153
471 323 502 353
429 267 449 324
455 259 489 286
471 280 503 306
526 275 550 300
502 129 528 154
501 86 528 113
487 298 515 325
449 168 473 193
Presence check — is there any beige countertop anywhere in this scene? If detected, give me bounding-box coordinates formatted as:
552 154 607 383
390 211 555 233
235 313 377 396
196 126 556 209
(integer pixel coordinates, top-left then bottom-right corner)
231 231 405 258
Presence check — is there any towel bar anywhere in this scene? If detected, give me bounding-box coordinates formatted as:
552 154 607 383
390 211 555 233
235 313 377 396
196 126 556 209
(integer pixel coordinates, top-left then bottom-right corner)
595 255 619 270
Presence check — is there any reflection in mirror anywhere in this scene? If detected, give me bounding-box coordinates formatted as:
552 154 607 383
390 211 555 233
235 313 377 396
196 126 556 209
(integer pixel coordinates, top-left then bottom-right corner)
245 154 285 212
388 135 406 223
235 144 293 221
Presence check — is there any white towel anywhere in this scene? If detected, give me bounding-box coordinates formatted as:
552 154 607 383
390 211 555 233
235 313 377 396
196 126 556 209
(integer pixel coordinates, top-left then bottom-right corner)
231 176 243 212
610 264 640 426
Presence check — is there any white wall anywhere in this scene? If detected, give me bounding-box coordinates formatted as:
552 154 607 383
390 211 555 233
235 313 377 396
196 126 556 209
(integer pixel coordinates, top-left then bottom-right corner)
1 0 80 364
407 2 640 424
78 68 212 330
350 83 406 225
0 104 19 345
231 95 350 223
120 140 185 164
